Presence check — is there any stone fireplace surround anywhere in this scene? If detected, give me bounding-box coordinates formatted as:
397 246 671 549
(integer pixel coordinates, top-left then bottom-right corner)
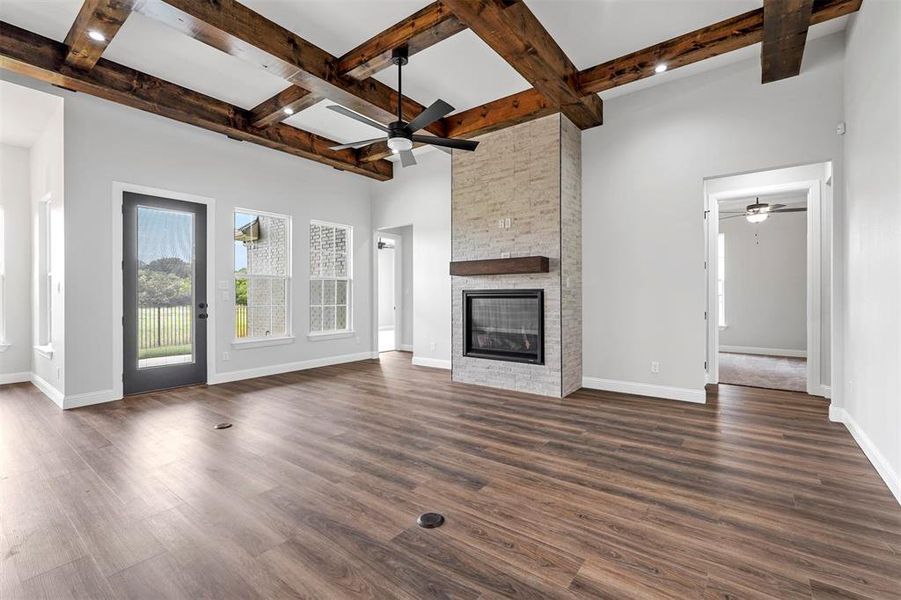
451 114 582 398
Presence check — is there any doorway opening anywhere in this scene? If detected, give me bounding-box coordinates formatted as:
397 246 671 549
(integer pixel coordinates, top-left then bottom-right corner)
705 162 833 397
374 225 412 356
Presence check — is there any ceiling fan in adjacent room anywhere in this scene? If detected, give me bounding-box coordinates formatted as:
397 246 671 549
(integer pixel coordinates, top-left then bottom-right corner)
326 47 478 167
720 197 807 223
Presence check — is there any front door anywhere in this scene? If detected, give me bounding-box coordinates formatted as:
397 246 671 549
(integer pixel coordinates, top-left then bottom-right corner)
123 192 207 394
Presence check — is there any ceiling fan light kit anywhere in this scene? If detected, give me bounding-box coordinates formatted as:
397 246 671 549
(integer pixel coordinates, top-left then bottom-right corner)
720 197 807 223
327 46 478 168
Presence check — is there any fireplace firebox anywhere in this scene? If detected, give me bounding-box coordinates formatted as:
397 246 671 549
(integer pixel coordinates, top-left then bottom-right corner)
463 289 544 365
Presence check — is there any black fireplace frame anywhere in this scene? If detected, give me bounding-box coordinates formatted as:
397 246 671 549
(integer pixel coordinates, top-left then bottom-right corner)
462 289 544 365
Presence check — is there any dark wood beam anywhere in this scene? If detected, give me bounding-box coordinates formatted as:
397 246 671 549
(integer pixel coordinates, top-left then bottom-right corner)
577 0 861 95
338 2 466 80
761 0 815 83
249 86 321 128
135 0 446 137
0 21 392 181
441 0 603 130
63 0 137 70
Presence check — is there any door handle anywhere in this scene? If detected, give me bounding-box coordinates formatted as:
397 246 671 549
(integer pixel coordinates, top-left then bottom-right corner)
198 313 209 319
198 302 208 309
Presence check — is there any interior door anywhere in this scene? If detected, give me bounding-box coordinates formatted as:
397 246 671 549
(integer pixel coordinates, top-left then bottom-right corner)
123 192 207 394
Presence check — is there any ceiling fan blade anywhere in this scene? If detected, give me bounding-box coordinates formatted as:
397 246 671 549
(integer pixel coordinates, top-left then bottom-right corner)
770 207 807 213
719 210 747 214
766 203 786 211
407 99 455 133
329 137 385 151
326 105 388 132
412 134 478 151
719 214 748 220
399 149 417 168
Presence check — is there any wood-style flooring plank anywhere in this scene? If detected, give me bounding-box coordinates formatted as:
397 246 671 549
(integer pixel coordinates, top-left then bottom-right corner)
0 352 898 599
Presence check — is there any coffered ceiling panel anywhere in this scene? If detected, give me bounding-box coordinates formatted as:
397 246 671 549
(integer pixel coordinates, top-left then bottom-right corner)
103 13 290 110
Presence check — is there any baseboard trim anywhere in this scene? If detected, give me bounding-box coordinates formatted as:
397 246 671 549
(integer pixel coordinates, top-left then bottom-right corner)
719 345 807 358
582 376 706 404
208 352 376 385
830 406 901 506
399 344 413 352
411 356 451 370
0 371 31 385
821 385 832 399
30 373 64 408
63 389 119 410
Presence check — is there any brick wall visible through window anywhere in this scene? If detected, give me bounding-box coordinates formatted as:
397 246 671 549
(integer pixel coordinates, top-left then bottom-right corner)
310 221 352 334
234 211 291 339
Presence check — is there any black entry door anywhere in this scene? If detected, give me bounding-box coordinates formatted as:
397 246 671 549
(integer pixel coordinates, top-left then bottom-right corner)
123 192 207 395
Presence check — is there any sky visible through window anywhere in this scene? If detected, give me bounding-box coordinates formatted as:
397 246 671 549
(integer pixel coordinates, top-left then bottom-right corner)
234 212 255 271
137 207 193 264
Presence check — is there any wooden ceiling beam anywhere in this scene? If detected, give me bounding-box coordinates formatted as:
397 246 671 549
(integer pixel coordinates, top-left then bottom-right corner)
249 86 321 128
337 2 467 80
761 0 815 83
441 0 603 130
0 21 392 181
63 0 138 70
577 0 861 95
135 0 446 137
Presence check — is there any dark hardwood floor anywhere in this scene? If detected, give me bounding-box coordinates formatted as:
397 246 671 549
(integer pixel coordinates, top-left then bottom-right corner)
2 351 899 599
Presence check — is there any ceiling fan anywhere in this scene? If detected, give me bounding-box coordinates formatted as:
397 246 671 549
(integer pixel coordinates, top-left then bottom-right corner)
327 47 478 167
720 197 807 223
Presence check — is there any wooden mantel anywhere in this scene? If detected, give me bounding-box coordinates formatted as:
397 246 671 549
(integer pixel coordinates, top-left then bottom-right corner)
449 256 549 276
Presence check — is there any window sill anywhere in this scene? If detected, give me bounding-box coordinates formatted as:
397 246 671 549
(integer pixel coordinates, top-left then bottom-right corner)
307 330 355 341
34 344 54 359
231 336 295 350
718 325 729 330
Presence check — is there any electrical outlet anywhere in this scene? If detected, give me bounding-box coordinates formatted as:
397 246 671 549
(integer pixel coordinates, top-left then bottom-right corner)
222 352 230 361
650 361 660 374
500 252 511 259
497 219 505 229
430 342 437 351
504 217 511 229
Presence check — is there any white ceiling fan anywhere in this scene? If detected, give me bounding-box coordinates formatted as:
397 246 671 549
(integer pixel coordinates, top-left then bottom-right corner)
720 197 807 223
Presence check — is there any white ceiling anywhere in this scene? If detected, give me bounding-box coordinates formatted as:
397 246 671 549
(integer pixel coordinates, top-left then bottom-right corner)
0 0 852 142
0 80 63 148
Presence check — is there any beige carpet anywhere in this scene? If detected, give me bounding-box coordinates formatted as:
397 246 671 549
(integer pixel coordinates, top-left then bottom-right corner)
718 352 807 392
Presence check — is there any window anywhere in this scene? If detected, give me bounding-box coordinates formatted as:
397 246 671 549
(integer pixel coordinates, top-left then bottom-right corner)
717 232 726 328
309 221 352 335
234 210 291 340
0 206 6 350
35 194 53 355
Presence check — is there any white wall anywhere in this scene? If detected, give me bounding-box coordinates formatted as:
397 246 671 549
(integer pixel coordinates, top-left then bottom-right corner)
0 144 32 380
382 225 413 349
370 150 451 368
2 72 376 401
719 204 807 352
581 32 845 396
841 0 901 503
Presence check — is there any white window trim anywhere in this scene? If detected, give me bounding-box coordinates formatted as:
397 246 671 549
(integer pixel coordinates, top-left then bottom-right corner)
233 208 293 344
34 193 54 354
309 220 353 337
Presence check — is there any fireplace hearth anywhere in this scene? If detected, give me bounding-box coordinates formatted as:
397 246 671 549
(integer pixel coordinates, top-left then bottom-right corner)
463 289 544 365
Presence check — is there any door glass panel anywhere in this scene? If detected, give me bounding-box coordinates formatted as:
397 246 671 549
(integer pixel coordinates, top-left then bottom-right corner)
136 206 195 369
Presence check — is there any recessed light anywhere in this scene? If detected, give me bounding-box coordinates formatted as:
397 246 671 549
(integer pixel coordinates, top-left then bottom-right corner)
654 64 668 74
282 107 294 116
87 30 106 42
